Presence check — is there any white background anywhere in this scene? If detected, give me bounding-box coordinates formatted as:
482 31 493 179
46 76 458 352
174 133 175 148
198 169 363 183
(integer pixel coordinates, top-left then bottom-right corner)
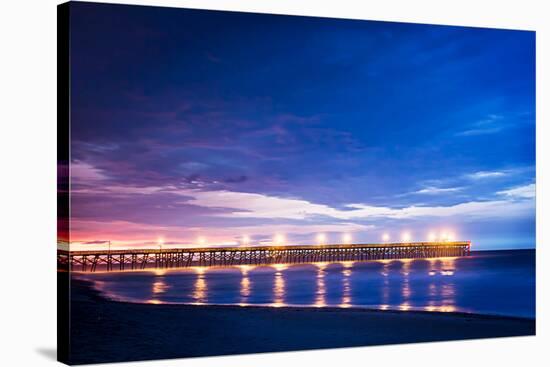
0 0 547 366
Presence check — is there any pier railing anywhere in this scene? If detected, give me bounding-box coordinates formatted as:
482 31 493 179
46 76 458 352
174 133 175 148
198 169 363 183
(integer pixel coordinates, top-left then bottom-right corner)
58 241 471 272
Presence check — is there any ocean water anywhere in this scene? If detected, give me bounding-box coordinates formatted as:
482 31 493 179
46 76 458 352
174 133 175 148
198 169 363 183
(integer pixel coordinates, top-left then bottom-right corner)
75 250 535 318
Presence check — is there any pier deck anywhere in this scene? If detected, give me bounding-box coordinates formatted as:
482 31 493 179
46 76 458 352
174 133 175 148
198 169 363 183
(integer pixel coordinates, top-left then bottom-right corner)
58 241 471 272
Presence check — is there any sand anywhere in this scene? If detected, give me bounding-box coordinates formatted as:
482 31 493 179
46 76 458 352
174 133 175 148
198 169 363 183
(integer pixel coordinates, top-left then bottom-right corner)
65 278 535 365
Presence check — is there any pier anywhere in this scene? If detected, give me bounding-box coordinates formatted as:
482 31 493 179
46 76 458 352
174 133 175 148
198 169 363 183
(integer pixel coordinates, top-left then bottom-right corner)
58 241 471 272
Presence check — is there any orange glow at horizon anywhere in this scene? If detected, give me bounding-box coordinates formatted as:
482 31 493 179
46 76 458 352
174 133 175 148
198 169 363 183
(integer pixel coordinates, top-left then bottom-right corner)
316 233 327 244
342 233 352 244
439 230 457 242
273 234 286 246
65 227 465 252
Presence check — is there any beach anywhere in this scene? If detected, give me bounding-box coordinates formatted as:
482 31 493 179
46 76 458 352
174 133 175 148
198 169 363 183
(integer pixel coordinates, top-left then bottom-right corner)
67 278 535 365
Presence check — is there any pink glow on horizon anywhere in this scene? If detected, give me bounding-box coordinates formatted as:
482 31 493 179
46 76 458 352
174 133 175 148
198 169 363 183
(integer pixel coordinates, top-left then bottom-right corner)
65 217 371 251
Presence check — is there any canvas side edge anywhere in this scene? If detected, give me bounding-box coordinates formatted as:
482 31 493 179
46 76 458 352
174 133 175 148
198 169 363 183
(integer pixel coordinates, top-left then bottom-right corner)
57 2 71 365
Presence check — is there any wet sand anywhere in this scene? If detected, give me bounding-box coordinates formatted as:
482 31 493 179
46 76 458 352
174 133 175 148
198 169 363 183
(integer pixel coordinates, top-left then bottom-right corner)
66 278 535 365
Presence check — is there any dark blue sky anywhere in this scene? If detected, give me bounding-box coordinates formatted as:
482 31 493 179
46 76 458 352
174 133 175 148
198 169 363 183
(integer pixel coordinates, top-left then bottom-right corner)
68 2 535 250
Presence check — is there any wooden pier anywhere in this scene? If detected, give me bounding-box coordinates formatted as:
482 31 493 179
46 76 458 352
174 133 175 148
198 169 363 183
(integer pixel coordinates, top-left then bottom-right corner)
58 241 471 272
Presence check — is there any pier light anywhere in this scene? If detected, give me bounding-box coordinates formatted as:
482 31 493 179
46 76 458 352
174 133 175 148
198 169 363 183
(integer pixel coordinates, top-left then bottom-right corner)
401 232 411 242
342 233 352 244
274 234 286 246
157 237 164 250
382 233 390 242
316 233 327 244
428 232 437 242
440 232 451 242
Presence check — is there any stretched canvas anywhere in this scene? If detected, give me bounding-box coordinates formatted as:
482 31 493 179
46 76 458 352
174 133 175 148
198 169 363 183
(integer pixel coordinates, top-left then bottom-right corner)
58 1 536 364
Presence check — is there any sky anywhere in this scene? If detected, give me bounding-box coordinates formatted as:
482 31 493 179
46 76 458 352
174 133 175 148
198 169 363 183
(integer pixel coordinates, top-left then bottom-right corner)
64 2 536 251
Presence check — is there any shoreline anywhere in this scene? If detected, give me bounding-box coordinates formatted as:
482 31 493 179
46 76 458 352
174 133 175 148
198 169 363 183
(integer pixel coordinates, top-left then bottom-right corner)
66 277 535 364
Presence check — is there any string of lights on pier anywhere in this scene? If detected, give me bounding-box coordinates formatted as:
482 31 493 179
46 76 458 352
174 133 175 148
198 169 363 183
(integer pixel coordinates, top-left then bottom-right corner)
154 230 458 249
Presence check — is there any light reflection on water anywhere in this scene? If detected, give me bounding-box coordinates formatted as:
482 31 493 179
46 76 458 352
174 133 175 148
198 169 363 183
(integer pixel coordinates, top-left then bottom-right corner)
313 263 327 307
77 251 536 318
239 264 252 304
191 267 207 304
340 261 353 308
271 264 288 307
399 259 412 311
152 279 168 294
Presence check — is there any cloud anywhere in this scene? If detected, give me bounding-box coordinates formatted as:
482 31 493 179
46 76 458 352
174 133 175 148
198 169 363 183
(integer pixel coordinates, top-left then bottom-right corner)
412 186 462 195
71 160 110 182
456 114 507 137
456 127 503 137
81 240 111 245
467 170 507 180
71 164 535 223
70 157 536 224
182 188 533 221
179 161 210 171
224 175 248 183
497 183 536 199
344 200 533 220
73 184 173 196
69 184 535 249
68 161 536 250
181 189 344 220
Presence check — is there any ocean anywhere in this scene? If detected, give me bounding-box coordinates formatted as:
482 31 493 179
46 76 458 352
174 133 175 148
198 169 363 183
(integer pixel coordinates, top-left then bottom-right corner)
74 249 535 318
